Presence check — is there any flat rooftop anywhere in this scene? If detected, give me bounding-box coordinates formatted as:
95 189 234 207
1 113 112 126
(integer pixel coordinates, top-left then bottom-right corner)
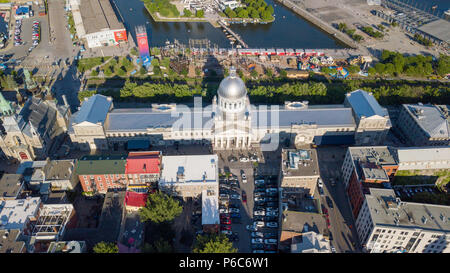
44 160 76 180
202 190 219 225
349 146 397 166
0 229 25 253
366 188 450 232
78 0 124 34
160 154 218 184
362 167 389 182
0 197 41 230
395 146 450 163
281 149 319 177
0 174 23 199
281 211 327 234
418 19 450 44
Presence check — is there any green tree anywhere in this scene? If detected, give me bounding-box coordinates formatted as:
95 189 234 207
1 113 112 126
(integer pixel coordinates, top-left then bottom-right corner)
192 233 237 253
93 241 118 253
140 66 147 76
279 69 287 78
265 67 273 78
436 54 450 76
91 69 99 76
141 239 173 253
250 69 258 78
347 65 360 74
237 9 248 18
196 9 204 18
139 190 182 223
130 47 139 56
183 8 192 17
120 80 137 98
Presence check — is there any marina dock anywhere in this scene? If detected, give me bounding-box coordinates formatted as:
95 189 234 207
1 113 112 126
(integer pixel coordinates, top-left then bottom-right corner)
218 20 249 48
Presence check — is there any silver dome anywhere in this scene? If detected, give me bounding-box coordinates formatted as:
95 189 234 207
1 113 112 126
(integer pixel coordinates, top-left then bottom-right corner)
217 69 247 100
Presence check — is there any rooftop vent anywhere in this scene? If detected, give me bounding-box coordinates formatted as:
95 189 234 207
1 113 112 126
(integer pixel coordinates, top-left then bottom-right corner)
421 216 427 225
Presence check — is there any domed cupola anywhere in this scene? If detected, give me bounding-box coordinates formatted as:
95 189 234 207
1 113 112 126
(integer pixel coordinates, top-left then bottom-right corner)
217 67 248 114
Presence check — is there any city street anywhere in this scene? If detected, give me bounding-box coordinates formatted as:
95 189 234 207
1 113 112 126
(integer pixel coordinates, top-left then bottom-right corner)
316 146 361 253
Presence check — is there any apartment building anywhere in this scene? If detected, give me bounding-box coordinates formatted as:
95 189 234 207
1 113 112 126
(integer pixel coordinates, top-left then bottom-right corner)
341 146 398 218
397 104 450 146
125 151 161 191
76 155 127 194
159 154 219 199
356 188 450 253
279 148 320 199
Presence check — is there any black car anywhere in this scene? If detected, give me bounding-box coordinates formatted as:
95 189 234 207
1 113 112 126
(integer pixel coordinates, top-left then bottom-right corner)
266 202 278 208
252 243 264 250
254 188 266 193
229 203 240 209
326 196 334 209
265 216 277 222
254 205 265 211
318 186 325 196
254 201 266 206
264 244 277 251
228 156 237 162
253 215 265 221
266 191 278 197
264 232 277 238
266 197 278 202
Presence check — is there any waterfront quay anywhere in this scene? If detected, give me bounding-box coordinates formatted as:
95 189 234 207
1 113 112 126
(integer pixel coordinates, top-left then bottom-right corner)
273 0 359 49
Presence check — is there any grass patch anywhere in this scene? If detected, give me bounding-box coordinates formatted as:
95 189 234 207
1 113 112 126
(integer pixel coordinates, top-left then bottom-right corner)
393 169 450 187
77 57 110 73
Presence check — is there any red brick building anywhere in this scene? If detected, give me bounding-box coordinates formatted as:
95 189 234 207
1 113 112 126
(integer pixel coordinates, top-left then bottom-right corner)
76 155 128 194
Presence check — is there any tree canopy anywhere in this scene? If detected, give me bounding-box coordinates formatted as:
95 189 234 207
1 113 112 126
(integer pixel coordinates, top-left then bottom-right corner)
139 190 183 223
93 241 118 253
192 233 237 253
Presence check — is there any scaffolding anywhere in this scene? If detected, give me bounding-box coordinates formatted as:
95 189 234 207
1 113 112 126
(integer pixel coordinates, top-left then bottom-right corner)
31 204 74 240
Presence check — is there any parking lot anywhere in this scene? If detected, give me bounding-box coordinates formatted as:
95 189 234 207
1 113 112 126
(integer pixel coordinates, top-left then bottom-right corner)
216 148 281 253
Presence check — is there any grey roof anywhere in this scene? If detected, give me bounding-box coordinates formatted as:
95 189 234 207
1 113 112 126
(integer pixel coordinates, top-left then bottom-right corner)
403 104 449 138
418 19 450 43
366 188 450 232
0 174 23 199
105 108 214 132
18 97 57 137
281 149 320 178
79 0 125 34
73 95 112 125
345 90 388 119
395 146 450 163
252 107 356 128
0 229 25 253
44 160 76 181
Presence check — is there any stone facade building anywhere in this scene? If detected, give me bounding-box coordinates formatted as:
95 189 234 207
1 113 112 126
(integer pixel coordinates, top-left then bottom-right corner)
68 68 389 151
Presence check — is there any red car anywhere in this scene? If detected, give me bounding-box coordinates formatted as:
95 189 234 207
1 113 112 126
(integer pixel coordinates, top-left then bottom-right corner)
220 214 230 220
326 217 331 229
322 205 328 216
242 191 247 203
220 225 231 231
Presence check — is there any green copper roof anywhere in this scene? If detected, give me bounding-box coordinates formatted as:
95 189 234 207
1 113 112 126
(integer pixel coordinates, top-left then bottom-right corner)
76 155 127 175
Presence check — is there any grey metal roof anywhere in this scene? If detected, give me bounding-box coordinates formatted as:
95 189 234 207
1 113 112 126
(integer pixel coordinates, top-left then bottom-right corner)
345 90 388 119
105 105 355 132
403 104 449 138
74 95 112 125
251 107 356 128
418 19 450 44
217 73 247 100
105 108 214 132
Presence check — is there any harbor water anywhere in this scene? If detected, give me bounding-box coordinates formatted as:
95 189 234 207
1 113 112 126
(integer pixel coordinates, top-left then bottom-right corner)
111 0 345 48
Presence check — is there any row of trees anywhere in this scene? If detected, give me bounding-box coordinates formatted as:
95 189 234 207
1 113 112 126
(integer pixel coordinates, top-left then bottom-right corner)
81 76 450 105
361 26 384 39
337 22 363 42
368 50 449 77
413 34 433 47
224 0 274 21
182 8 204 18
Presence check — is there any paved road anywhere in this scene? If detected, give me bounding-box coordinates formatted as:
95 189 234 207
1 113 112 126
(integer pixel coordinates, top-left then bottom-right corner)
316 146 361 253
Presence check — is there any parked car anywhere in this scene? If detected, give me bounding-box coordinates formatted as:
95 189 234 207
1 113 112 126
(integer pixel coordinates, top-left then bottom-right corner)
230 194 241 200
266 188 278 193
254 197 266 202
266 222 278 228
255 179 265 185
230 213 241 218
219 208 229 213
264 244 277 251
252 238 264 244
254 192 266 198
228 156 237 162
266 202 278 208
221 219 231 225
251 243 264 250
264 232 277 238
254 221 265 227
253 215 265 222
246 225 258 231
229 208 240 213
318 186 325 196
254 210 265 216
251 232 264 238
239 156 249 162
252 250 265 253
266 211 279 217
264 239 277 245
242 191 247 203
265 216 277 222
221 230 232 235
220 225 231 231
326 196 334 209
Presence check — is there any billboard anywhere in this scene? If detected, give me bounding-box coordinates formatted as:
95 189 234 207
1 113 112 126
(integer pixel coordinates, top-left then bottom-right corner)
135 26 151 69
114 30 127 42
